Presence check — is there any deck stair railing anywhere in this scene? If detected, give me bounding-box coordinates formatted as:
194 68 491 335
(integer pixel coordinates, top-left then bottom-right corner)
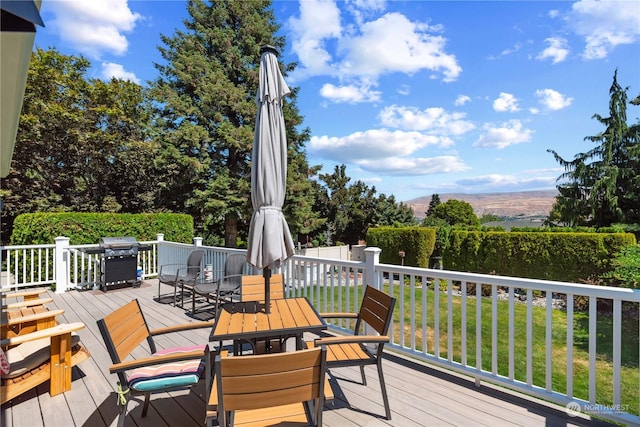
0 239 638 425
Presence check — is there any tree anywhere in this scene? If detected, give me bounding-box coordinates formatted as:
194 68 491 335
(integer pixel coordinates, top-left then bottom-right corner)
150 0 318 247
1 48 157 242
548 70 640 227
426 194 441 217
429 199 479 227
316 164 415 245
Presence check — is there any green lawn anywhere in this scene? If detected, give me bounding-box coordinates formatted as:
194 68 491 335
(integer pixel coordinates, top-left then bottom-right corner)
317 283 639 416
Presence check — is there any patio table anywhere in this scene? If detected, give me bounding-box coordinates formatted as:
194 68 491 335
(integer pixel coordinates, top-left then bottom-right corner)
209 297 326 353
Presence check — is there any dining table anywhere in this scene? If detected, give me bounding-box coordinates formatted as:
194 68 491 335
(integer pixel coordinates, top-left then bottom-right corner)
209 297 326 353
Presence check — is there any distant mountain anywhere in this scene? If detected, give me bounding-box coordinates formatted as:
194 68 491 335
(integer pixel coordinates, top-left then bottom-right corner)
406 190 558 219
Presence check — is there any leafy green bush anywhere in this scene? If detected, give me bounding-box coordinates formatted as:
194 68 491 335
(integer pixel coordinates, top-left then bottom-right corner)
10 212 194 245
367 227 435 267
601 244 640 288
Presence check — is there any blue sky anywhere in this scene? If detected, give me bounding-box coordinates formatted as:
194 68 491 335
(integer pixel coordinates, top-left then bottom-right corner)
33 0 640 202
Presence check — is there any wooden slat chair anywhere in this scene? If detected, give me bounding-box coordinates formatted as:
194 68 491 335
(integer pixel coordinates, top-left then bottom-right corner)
1 288 52 313
238 274 285 354
96 299 213 427
207 346 327 427
309 285 396 420
1 296 89 405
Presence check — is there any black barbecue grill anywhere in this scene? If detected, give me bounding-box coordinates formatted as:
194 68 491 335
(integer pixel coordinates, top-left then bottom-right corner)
85 237 151 291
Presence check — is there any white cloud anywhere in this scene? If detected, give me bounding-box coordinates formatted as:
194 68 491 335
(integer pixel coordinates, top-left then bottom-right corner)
287 0 342 78
48 0 141 58
319 83 381 103
455 95 471 106
455 174 557 190
309 128 445 162
379 105 474 136
288 2 461 85
535 89 573 110
397 84 410 96
473 120 533 149
537 37 569 63
357 156 469 176
501 43 522 56
493 93 520 112
568 0 640 59
339 12 461 81
101 62 140 84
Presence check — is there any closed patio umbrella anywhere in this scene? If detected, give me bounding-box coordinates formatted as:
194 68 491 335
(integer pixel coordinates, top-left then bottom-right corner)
246 45 295 313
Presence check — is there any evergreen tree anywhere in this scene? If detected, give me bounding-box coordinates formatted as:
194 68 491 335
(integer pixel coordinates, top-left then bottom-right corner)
150 0 317 246
426 194 441 217
548 70 640 227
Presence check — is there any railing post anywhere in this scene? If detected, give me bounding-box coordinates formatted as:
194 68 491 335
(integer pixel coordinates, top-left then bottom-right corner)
193 237 203 247
364 247 381 289
363 246 382 342
156 233 166 270
54 236 70 294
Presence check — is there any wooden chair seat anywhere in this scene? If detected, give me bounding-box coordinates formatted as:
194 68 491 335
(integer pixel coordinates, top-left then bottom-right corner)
310 340 374 364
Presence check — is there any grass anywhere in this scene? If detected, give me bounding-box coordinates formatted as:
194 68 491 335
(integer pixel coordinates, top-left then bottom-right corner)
316 283 639 416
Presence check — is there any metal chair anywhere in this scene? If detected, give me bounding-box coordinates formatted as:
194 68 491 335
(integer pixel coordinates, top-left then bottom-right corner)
212 253 246 309
157 249 205 307
311 285 396 420
191 253 247 316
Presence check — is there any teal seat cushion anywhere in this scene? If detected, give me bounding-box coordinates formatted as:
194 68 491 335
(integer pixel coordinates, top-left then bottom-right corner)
127 345 206 392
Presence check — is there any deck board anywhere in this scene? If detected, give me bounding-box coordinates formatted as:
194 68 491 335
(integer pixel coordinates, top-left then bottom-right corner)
1 281 617 427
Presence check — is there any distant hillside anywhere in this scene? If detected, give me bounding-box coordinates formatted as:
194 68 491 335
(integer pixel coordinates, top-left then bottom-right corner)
407 190 557 219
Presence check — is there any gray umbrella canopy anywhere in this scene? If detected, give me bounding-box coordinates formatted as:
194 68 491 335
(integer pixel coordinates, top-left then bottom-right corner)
246 46 295 311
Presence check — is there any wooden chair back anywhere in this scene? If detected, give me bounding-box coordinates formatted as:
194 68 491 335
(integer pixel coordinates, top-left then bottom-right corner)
215 346 326 426
97 299 154 364
240 274 284 302
355 285 395 336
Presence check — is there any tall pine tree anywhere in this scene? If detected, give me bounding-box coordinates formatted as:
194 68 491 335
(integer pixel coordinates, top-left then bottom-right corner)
151 0 319 246
548 70 640 227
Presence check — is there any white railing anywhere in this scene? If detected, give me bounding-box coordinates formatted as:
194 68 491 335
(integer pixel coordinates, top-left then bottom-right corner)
1 239 638 424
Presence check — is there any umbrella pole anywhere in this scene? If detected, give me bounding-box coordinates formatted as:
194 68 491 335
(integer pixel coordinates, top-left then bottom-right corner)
264 267 271 314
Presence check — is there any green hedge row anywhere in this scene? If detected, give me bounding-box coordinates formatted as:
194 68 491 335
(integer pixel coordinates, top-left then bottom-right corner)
366 227 435 268
365 226 636 283
10 212 194 245
445 231 637 282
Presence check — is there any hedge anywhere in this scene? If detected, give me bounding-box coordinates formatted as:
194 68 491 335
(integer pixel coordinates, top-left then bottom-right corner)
366 227 435 268
10 212 194 245
445 231 636 283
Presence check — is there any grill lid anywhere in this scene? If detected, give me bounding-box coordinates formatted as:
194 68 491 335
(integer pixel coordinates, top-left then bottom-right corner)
99 236 138 249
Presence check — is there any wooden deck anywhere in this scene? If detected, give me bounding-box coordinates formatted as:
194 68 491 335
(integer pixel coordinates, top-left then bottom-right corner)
1 281 617 427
